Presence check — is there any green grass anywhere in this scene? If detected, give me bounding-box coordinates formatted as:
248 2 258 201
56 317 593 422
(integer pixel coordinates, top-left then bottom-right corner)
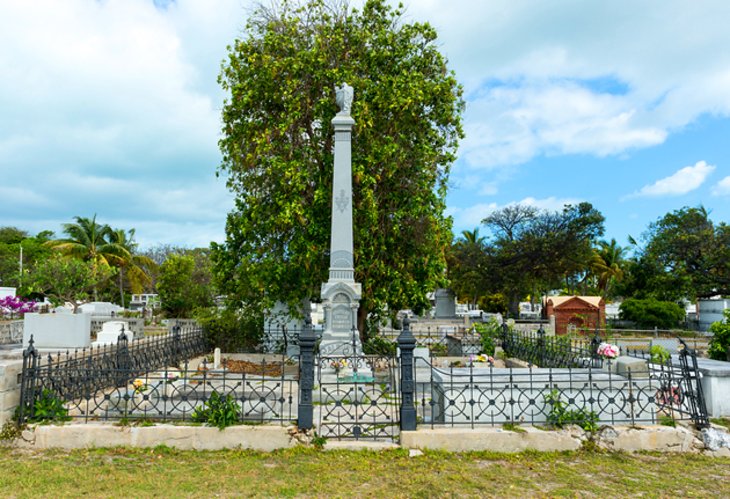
712 418 730 430
0 447 728 497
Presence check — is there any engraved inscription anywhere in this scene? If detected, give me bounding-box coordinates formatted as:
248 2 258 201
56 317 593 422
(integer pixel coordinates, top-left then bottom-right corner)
332 306 352 332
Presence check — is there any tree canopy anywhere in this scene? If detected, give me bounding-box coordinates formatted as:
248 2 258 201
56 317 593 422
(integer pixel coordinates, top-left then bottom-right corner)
212 0 464 332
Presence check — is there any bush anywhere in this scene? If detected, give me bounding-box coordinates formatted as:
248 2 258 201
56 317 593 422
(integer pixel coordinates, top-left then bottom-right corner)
708 310 730 361
619 298 685 329
472 319 501 356
26 389 71 423
191 391 241 430
195 306 262 352
363 335 397 356
544 389 598 432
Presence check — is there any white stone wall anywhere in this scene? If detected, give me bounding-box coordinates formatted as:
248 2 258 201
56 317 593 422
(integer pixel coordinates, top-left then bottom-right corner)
0 359 23 424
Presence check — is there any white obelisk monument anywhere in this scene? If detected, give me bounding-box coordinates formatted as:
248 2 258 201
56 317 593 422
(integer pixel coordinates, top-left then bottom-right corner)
320 83 363 356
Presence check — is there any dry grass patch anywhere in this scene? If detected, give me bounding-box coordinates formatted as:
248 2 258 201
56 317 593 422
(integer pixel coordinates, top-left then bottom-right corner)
0 446 728 497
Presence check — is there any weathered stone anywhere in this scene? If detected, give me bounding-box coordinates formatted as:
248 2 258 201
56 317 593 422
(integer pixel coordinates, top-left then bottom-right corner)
598 425 696 452
400 427 581 453
24 423 294 451
702 427 730 451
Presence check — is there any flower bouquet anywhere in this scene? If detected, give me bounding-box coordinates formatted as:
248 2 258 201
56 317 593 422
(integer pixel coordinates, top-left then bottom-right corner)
597 342 619 360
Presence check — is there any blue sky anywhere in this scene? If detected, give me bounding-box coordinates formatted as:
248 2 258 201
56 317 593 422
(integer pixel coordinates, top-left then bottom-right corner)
1 0 729 250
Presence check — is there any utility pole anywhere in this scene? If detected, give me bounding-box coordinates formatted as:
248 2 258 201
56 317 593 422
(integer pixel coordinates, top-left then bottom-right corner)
18 244 23 288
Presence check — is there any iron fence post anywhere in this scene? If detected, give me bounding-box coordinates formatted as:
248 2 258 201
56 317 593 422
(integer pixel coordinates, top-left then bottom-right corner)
115 326 130 387
590 327 602 368
172 322 181 366
18 335 38 424
398 317 417 431
537 325 546 367
297 314 315 430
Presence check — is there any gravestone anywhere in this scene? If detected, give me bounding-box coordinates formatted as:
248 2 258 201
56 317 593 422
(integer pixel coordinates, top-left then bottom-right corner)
434 288 456 318
320 83 364 357
92 320 133 346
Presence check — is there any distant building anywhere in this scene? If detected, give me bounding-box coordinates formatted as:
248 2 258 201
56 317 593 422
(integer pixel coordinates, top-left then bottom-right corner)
544 296 605 335
129 294 161 311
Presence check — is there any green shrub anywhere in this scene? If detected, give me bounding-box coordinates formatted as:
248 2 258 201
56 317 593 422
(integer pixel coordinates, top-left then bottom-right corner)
195 306 262 352
363 335 397 356
472 319 501 357
544 389 598 432
650 345 671 364
708 310 730 361
619 298 685 329
27 389 71 423
191 391 241 430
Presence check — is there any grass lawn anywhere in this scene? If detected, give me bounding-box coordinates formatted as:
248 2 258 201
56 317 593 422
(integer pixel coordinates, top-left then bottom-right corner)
1 446 728 498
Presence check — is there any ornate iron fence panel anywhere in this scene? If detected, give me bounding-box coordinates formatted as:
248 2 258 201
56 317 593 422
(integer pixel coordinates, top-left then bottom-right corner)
316 354 400 441
624 339 709 428
19 325 209 423
19 336 299 425
411 358 694 428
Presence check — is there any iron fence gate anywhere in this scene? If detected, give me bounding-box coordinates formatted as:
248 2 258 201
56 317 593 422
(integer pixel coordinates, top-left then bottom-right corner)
315 354 400 441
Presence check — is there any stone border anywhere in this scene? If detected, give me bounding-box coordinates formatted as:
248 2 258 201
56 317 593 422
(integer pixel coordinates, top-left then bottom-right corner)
5 423 729 456
14 423 294 451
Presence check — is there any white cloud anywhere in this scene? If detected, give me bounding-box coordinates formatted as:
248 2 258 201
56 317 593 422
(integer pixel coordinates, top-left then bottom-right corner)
627 161 715 198
0 0 244 245
712 176 730 196
405 1 730 169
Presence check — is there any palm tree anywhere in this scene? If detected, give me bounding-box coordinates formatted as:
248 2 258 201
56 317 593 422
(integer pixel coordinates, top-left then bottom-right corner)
457 228 485 248
46 215 130 300
591 239 627 298
108 228 156 308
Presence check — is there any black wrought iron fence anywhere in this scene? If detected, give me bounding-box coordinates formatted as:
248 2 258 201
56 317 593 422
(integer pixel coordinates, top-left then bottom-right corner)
410 359 698 429
623 338 709 428
18 324 209 423
500 326 598 368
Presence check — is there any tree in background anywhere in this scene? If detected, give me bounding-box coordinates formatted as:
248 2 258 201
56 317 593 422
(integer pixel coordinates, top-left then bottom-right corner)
45 215 129 301
0 227 53 292
108 228 156 308
617 206 730 302
157 254 214 318
446 229 489 308
28 254 113 312
590 238 627 299
480 203 605 316
213 0 464 336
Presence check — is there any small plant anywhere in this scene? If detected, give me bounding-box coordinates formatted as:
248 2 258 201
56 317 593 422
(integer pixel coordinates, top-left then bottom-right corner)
650 345 671 364
191 391 241 430
429 344 448 357
502 422 525 433
544 389 598 433
659 415 676 427
28 389 71 423
310 432 327 449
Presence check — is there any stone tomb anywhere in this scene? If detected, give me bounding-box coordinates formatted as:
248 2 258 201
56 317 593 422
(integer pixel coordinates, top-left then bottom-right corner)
92 321 134 347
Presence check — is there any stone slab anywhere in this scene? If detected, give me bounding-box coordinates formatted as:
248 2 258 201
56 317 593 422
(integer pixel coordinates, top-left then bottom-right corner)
27 423 294 451
400 427 581 453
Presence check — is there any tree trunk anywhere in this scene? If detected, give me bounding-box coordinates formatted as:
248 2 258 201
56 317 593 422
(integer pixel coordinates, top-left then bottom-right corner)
118 267 125 308
357 305 368 343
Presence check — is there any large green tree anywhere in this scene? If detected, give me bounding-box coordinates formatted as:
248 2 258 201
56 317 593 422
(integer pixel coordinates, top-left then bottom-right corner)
28 254 114 312
213 0 464 334
46 215 130 300
157 254 214 318
631 206 730 300
480 203 605 315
